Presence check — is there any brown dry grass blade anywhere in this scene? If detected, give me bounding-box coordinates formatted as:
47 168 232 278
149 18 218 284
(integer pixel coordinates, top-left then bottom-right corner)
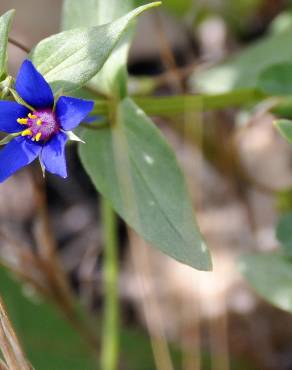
0 295 32 370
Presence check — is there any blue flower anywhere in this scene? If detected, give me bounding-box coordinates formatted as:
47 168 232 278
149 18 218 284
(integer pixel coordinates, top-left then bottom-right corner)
0 60 94 182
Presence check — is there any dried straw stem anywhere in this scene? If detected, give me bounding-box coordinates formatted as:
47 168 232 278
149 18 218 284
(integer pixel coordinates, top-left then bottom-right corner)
0 295 32 370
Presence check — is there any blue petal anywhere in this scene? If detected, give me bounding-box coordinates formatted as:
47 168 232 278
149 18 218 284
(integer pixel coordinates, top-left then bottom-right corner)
0 137 41 183
15 60 54 109
41 132 68 178
56 96 94 130
0 102 29 133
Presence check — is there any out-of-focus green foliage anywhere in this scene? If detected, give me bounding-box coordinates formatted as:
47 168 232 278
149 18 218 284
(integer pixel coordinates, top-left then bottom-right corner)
122 328 258 370
272 97 292 119
239 211 292 313
0 10 14 80
0 268 96 370
221 0 263 31
275 118 292 144
161 0 263 26
192 29 292 94
269 11 292 35
276 188 292 212
163 0 193 17
258 63 292 95
239 253 292 313
1 265 258 369
276 213 292 257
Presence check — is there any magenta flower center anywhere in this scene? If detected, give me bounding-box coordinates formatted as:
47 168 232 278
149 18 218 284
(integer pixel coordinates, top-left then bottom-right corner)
17 109 60 142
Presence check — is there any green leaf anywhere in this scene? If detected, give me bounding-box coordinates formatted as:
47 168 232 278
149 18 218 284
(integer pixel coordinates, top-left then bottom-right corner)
193 29 292 94
62 0 137 97
258 62 292 95
79 97 212 270
276 212 292 257
31 2 161 94
62 0 144 29
274 118 292 144
0 267 96 369
239 253 292 313
0 10 15 80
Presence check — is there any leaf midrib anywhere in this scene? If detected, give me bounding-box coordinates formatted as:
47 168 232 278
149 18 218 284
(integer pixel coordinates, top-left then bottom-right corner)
128 140 199 261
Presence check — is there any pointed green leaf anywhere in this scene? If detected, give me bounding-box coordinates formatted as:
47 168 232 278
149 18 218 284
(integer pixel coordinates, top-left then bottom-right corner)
0 10 15 80
31 2 161 93
274 118 292 144
79 97 212 270
62 0 142 97
239 253 292 313
62 0 142 30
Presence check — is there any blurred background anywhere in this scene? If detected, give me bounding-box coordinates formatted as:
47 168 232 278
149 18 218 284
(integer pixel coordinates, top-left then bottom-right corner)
1 0 292 369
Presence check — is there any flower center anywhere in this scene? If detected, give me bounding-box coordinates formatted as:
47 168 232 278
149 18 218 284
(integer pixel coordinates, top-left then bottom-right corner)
17 109 60 142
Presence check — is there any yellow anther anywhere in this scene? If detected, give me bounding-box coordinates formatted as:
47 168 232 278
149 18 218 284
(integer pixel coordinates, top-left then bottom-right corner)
21 129 32 137
17 118 28 125
36 119 42 126
28 113 37 119
35 133 42 142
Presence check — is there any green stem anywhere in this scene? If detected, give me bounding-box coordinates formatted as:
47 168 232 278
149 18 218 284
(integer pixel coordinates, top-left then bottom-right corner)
101 198 119 370
133 88 265 115
202 88 265 109
92 88 266 118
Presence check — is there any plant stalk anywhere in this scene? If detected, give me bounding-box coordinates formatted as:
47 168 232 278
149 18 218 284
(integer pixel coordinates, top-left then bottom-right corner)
92 88 266 119
101 198 119 370
8 38 30 54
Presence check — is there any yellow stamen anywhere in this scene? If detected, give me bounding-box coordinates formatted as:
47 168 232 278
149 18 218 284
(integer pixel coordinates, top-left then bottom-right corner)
35 133 42 142
17 118 28 125
28 113 37 119
36 119 42 126
21 129 32 137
